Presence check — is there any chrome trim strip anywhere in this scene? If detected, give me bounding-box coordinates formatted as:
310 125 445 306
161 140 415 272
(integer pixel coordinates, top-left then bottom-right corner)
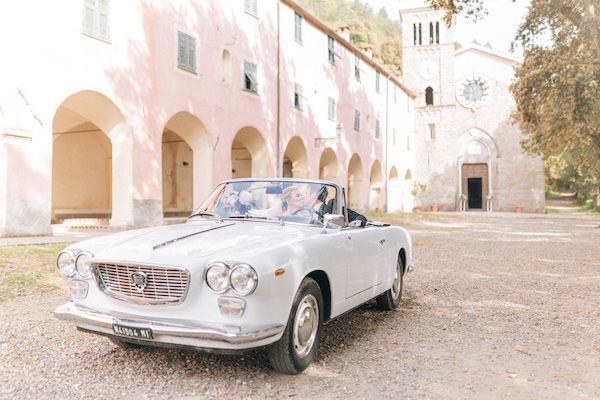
153 222 235 250
54 302 285 346
407 263 414 273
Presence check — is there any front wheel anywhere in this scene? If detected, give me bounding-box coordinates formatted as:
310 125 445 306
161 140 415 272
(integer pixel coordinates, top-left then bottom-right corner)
267 277 323 374
375 257 404 310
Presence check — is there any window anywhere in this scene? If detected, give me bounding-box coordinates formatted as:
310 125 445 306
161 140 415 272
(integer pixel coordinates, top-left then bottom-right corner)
393 86 397 104
177 31 196 72
294 83 303 110
328 97 335 121
376 70 381 93
354 110 361 131
393 128 397 146
418 23 422 45
244 61 258 93
245 0 258 15
375 119 381 139
354 55 360 81
428 124 436 140
413 24 417 46
407 134 411 151
294 12 302 43
425 87 434 105
429 22 434 44
436 22 440 44
82 0 110 41
328 36 336 64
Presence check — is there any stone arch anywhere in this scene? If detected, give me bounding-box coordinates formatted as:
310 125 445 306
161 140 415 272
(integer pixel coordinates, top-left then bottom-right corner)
282 136 309 178
162 111 212 214
318 147 339 182
51 90 130 225
388 166 401 212
231 126 268 178
347 154 364 210
369 160 384 211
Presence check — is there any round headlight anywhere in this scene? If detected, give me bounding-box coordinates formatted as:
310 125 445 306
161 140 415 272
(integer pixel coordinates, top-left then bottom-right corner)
206 262 230 293
230 264 258 296
75 251 94 279
57 250 76 277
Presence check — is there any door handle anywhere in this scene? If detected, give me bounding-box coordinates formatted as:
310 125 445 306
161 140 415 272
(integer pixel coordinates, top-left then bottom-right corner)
379 238 385 245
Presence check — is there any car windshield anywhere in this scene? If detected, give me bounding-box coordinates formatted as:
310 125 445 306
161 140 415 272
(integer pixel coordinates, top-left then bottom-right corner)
192 180 339 225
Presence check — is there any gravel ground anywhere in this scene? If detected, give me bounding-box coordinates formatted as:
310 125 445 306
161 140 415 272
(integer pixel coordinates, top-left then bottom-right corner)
1 212 599 399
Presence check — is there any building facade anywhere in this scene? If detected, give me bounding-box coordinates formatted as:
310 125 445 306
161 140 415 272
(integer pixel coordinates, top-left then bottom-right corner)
0 0 416 236
399 1 545 212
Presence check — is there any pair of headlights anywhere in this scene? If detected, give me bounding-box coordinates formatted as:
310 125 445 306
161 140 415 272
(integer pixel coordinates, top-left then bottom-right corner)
57 250 93 279
206 262 257 296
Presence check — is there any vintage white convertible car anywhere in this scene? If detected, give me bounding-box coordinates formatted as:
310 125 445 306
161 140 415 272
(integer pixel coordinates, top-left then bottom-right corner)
54 178 413 374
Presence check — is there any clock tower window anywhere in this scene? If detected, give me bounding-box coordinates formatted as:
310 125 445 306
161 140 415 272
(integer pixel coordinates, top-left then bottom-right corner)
436 22 440 44
425 87 434 106
429 22 434 44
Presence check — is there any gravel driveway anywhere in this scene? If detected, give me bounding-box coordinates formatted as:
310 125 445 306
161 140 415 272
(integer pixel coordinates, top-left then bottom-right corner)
1 212 599 399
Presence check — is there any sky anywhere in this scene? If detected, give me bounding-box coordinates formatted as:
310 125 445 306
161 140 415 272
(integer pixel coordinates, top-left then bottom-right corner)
362 0 531 56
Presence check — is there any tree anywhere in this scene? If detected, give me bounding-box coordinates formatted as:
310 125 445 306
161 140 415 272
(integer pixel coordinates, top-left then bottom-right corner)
296 0 403 71
428 0 600 207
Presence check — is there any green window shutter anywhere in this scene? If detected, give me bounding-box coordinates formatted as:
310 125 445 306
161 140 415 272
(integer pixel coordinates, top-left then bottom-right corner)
83 0 96 35
178 32 187 68
98 0 109 40
188 36 196 71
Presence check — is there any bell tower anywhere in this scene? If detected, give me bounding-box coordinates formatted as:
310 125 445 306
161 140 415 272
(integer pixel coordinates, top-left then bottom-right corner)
399 1 458 210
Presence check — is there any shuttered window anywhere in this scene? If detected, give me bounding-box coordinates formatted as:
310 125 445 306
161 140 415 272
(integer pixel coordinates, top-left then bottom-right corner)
354 110 361 131
177 31 197 72
327 97 335 121
294 83 303 110
82 0 110 41
244 61 258 93
375 119 381 139
294 12 302 43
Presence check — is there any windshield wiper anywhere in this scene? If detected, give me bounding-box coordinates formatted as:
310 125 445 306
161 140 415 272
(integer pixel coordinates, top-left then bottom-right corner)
228 213 283 224
188 212 222 222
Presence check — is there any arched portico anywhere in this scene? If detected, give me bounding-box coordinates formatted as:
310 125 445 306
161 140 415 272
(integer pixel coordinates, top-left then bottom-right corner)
403 169 414 212
369 160 383 211
388 166 401 211
347 154 364 210
318 147 339 182
231 126 268 178
282 136 309 178
52 90 131 226
162 112 212 214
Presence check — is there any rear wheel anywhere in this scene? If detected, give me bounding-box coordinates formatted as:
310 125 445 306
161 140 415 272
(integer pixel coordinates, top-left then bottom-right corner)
267 277 323 374
376 257 404 310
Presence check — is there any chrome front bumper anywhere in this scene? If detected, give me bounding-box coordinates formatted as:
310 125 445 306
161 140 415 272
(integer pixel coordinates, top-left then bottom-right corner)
54 302 285 351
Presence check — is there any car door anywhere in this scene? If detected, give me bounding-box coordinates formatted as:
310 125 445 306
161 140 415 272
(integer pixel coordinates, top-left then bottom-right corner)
343 225 386 299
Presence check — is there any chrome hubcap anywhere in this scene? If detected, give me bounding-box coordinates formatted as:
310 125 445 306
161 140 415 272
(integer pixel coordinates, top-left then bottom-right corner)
391 261 402 299
293 294 319 358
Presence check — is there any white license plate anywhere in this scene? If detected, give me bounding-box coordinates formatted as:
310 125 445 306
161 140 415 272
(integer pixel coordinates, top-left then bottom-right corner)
113 323 153 339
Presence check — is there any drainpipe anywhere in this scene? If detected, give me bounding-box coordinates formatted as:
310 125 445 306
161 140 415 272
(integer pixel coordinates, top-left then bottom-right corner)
276 0 281 176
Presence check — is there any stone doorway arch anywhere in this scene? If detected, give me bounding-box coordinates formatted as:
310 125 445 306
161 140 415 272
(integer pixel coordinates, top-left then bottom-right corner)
318 147 339 182
388 166 400 211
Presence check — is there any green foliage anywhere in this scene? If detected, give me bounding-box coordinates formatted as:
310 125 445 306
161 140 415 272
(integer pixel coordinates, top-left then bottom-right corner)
296 0 402 71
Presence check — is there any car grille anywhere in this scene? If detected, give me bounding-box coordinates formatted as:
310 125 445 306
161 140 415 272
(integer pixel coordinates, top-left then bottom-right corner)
94 263 190 304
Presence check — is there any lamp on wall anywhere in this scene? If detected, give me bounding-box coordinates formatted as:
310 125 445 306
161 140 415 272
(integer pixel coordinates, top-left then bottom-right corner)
314 123 342 146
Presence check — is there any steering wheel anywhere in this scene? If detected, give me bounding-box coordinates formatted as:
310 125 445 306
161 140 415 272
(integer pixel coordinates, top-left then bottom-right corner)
292 207 317 222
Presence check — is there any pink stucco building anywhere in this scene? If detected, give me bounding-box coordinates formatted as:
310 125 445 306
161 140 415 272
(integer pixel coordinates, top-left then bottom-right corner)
0 0 416 236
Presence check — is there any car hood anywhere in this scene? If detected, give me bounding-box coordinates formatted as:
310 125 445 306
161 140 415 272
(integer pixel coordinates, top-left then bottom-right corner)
84 219 318 261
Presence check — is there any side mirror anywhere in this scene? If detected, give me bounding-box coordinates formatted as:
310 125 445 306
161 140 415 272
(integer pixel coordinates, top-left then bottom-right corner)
323 213 345 228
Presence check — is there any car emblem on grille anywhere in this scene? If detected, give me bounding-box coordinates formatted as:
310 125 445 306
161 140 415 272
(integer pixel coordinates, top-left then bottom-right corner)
130 271 148 292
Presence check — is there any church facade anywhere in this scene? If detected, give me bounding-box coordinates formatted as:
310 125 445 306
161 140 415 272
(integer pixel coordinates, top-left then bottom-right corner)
399 1 545 212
